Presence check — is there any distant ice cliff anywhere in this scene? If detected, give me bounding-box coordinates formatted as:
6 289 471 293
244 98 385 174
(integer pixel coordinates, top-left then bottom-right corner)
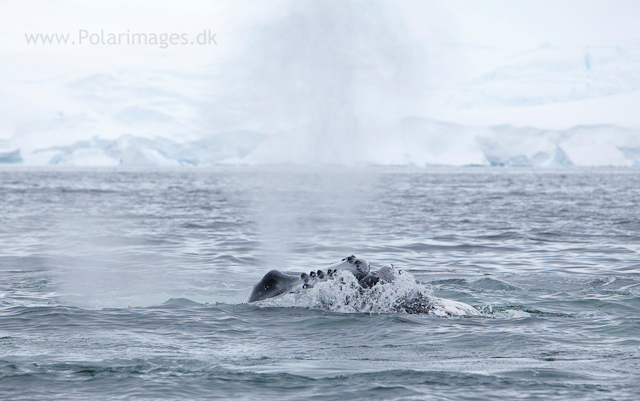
5 119 637 167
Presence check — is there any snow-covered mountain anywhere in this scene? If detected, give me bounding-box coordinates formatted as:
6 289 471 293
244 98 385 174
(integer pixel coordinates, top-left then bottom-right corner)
2 1 639 167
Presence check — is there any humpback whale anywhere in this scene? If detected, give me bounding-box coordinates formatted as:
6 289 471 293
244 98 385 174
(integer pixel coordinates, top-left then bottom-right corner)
248 255 479 316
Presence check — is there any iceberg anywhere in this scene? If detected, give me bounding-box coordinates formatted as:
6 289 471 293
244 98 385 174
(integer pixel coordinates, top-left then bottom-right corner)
0 148 22 164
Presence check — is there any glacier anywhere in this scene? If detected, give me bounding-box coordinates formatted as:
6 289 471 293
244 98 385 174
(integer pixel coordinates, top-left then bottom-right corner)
25 131 268 166
2 2 640 168
3 42 638 167
6 119 639 168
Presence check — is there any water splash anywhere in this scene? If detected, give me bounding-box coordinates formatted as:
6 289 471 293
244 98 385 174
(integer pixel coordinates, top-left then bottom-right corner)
255 269 479 316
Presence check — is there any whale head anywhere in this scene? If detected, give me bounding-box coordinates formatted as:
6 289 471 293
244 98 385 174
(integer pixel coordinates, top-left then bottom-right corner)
327 255 370 280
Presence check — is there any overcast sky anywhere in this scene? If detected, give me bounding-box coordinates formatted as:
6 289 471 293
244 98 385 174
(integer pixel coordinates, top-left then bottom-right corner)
2 0 640 76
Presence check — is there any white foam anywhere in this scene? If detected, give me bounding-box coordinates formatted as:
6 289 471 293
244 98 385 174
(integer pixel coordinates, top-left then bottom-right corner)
256 270 480 317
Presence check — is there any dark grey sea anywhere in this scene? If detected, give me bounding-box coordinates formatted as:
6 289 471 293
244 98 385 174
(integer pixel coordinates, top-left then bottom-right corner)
1 167 639 400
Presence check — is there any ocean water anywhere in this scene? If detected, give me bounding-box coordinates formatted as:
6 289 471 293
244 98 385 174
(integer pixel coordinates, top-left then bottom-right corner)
1 167 639 400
